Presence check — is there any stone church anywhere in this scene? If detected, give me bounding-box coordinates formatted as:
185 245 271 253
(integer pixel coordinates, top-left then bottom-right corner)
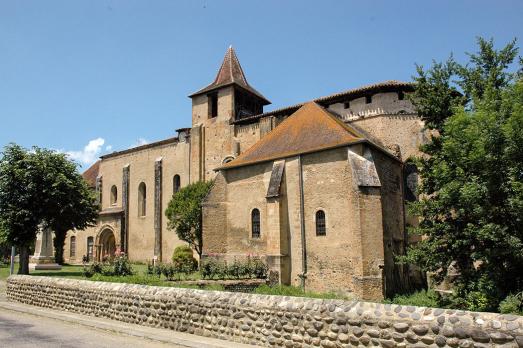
64 47 425 300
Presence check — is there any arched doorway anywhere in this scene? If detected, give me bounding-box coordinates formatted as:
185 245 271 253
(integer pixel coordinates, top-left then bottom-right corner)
98 228 116 261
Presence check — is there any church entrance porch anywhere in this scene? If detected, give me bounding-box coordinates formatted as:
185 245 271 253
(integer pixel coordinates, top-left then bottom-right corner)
96 228 116 262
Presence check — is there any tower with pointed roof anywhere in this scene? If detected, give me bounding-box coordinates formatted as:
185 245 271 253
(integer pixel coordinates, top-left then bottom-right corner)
189 47 271 181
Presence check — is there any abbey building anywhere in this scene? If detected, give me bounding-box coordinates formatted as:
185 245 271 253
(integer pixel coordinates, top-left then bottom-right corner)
64 47 425 300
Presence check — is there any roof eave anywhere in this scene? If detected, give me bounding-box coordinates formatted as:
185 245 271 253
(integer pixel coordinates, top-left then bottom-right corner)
189 82 271 105
215 139 367 171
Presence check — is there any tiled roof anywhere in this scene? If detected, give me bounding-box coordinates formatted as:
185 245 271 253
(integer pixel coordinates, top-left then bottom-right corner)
232 80 414 124
218 102 365 170
82 160 100 188
189 46 271 104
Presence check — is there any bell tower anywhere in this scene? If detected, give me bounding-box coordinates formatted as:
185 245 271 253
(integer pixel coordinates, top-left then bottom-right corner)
189 46 270 182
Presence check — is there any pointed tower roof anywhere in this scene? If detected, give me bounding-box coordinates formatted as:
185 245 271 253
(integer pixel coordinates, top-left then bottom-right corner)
218 102 367 170
189 46 270 104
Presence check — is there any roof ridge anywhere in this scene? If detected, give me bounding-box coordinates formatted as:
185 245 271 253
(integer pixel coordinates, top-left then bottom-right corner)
189 47 270 104
219 102 365 170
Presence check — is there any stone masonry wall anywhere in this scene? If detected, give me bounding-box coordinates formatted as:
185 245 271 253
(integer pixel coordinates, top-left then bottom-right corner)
7 276 523 347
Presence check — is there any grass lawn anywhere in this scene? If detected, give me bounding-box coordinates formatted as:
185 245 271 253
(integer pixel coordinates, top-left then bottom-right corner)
0 262 351 300
0 263 146 282
0 263 214 289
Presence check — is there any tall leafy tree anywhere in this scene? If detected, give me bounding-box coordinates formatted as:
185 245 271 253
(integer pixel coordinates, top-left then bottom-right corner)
0 144 43 274
32 148 99 265
0 144 99 273
404 38 523 311
165 180 213 262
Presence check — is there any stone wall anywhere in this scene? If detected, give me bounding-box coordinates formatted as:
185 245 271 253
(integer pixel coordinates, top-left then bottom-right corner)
7 275 523 347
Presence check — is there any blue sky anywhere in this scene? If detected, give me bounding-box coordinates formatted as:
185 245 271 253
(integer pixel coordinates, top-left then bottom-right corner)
1 1 522 170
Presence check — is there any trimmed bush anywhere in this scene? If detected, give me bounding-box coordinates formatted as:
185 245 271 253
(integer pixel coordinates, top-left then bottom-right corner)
172 245 198 274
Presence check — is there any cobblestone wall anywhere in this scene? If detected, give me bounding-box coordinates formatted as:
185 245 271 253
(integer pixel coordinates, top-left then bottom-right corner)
7 275 523 347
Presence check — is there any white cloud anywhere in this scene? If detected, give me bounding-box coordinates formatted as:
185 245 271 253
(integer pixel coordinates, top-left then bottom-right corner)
105 145 113 151
66 138 105 166
131 137 149 148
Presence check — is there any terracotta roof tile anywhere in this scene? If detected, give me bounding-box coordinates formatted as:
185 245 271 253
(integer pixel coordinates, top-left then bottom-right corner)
218 102 365 170
82 160 100 188
189 46 270 104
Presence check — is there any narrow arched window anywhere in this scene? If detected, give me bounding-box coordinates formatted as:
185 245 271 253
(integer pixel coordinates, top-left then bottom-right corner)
173 175 181 194
404 162 418 202
138 182 146 216
110 185 117 205
251 209 260 238
87 236 94 262
70 236 76 258
316 210 326 236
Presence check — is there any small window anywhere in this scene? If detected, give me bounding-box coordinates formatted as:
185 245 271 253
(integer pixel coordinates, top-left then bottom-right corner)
138 182 146 216
316 210 326 236
404 162 418 202
173 175 181 194
251 209 260 238
343 101 350 109
110 185 117 205
365 95 372 104
222 156 234 164
398 91 405 100
70 236 76 258
208 93 218 118
87 236 94 262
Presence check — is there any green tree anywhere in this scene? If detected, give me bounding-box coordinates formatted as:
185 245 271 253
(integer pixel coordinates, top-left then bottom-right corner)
31 148 99 265
0 144 99 273
165 180 213 262
0 144 43 274
404 38 523 311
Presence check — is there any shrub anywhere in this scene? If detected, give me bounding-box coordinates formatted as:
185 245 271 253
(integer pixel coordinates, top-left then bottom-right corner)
83 261 103 278
82 255 134 277
251 257 268 279
499 292 523 315
201 258 226 279
201 256 268 280
146 261 154 276
227 258 244 279
172 245 197 274
384 289 441 308
110 254 134 276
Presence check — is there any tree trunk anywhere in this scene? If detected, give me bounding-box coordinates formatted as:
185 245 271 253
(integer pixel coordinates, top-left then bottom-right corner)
18 244 30 275
53 229 66 265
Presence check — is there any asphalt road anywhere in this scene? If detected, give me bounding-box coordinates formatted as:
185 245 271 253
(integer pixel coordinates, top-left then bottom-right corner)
0 310 180 348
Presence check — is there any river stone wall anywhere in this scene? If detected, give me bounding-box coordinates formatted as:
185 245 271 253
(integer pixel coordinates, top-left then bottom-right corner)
6 275 523 347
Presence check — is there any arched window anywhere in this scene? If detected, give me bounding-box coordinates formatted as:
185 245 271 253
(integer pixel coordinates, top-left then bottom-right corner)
404 162 418 202
87 236 93 262
251 208 261 238
110 185 117 205
173 175 181 194
70 236 76 258
316 210 326 236
138 182 146 216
